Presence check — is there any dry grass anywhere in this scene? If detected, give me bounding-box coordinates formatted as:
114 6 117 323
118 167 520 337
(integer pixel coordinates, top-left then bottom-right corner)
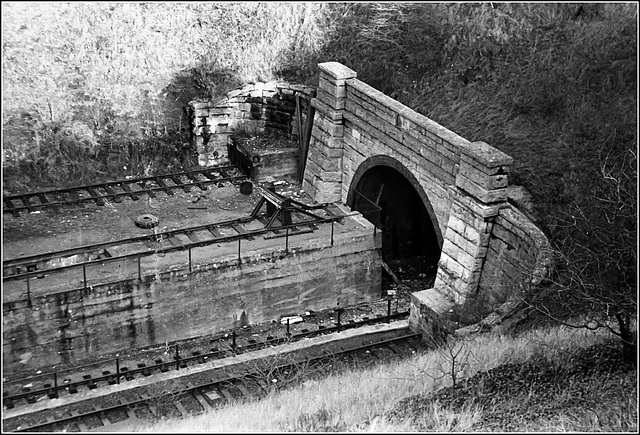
130 323 631 432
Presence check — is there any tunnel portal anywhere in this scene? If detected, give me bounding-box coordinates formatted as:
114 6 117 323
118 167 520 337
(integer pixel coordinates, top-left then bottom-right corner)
349 163 441 275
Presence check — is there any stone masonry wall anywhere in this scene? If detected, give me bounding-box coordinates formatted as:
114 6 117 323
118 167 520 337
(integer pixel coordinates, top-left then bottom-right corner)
3 214 381 373
189 82 315 166
473 205 553 317
302 62 551 337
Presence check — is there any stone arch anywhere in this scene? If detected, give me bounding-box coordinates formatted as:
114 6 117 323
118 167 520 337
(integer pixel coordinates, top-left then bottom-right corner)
346 155 443 269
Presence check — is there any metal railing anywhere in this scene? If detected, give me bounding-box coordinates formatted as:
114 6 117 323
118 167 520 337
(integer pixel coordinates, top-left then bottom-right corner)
352 189 382 236
2 301 408 407
3 215 347 308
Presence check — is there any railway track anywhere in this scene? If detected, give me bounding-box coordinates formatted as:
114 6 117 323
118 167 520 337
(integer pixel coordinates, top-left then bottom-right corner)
2 186 345 286
2 164 247 217
2 320 421 432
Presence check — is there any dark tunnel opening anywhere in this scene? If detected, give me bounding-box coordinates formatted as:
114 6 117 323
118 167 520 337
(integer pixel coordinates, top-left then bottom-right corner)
350 165 441 286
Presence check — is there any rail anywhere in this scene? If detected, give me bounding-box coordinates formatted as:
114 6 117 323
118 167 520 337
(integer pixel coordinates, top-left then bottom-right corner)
2 165 246 216
3 303 409 409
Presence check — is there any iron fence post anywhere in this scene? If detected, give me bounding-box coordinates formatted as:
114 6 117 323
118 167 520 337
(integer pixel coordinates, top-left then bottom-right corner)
188 247 192 272
387 297 392 323
331 220 335 246
237 238 241 264
285 226 289 254
26 276 31 308
137 255 142 281
82 263 87 289
176 344 180 370
116 358 120 385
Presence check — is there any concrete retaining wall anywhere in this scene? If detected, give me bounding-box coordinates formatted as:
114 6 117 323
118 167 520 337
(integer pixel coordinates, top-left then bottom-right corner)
3 217 381 373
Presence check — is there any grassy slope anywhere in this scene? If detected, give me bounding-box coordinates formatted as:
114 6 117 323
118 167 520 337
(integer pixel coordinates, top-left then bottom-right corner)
135 325 636 432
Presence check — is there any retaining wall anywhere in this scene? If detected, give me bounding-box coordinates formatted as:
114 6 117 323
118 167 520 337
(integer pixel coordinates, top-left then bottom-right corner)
3 214 381 373
189 82 314 166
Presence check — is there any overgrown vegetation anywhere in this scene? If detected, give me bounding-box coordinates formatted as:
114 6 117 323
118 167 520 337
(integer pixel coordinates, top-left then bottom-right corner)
134 324 635 432
2 2 333 191
320 1 637 361
2 2 636 429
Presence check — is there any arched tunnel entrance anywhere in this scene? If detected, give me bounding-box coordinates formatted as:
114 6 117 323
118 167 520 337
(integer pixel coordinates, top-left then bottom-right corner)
348 157 442 290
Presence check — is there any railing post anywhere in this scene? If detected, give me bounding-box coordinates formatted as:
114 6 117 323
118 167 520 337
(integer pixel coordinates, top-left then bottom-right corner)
188 247 192 272
137 255 142 281
176 344 180 370
53 372 58 398
116 358 120 385
387 297 392 323
26 276 32 308
285 226 289 254
237 238 241 264
331 220 335 247
286 318 290 337
337 308 342 332
82 263 87 289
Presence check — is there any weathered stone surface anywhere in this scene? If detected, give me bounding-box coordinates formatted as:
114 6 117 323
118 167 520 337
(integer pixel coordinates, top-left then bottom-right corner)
3 213 380 372
462 141 513 169
189 82 314 165
318 62 357 81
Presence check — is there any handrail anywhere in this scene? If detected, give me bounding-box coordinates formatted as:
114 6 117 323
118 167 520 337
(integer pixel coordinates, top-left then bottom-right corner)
2 214 345 283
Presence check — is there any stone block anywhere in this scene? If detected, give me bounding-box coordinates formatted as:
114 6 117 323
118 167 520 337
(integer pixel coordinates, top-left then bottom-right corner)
411 288 456 317
317 88 346 110
461 141 513 171
307 150 342 173
318 76 347 98
459 160 508 190
446 214 466 237
191 101 212 110
448 186 504 218
311 98 344 122
313 167 342 183
318 62 357 81
315 116 344 138
455 172 508 204
456 249 476 271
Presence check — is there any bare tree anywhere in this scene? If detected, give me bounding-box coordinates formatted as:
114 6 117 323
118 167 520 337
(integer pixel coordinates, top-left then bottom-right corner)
533 144 637 362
